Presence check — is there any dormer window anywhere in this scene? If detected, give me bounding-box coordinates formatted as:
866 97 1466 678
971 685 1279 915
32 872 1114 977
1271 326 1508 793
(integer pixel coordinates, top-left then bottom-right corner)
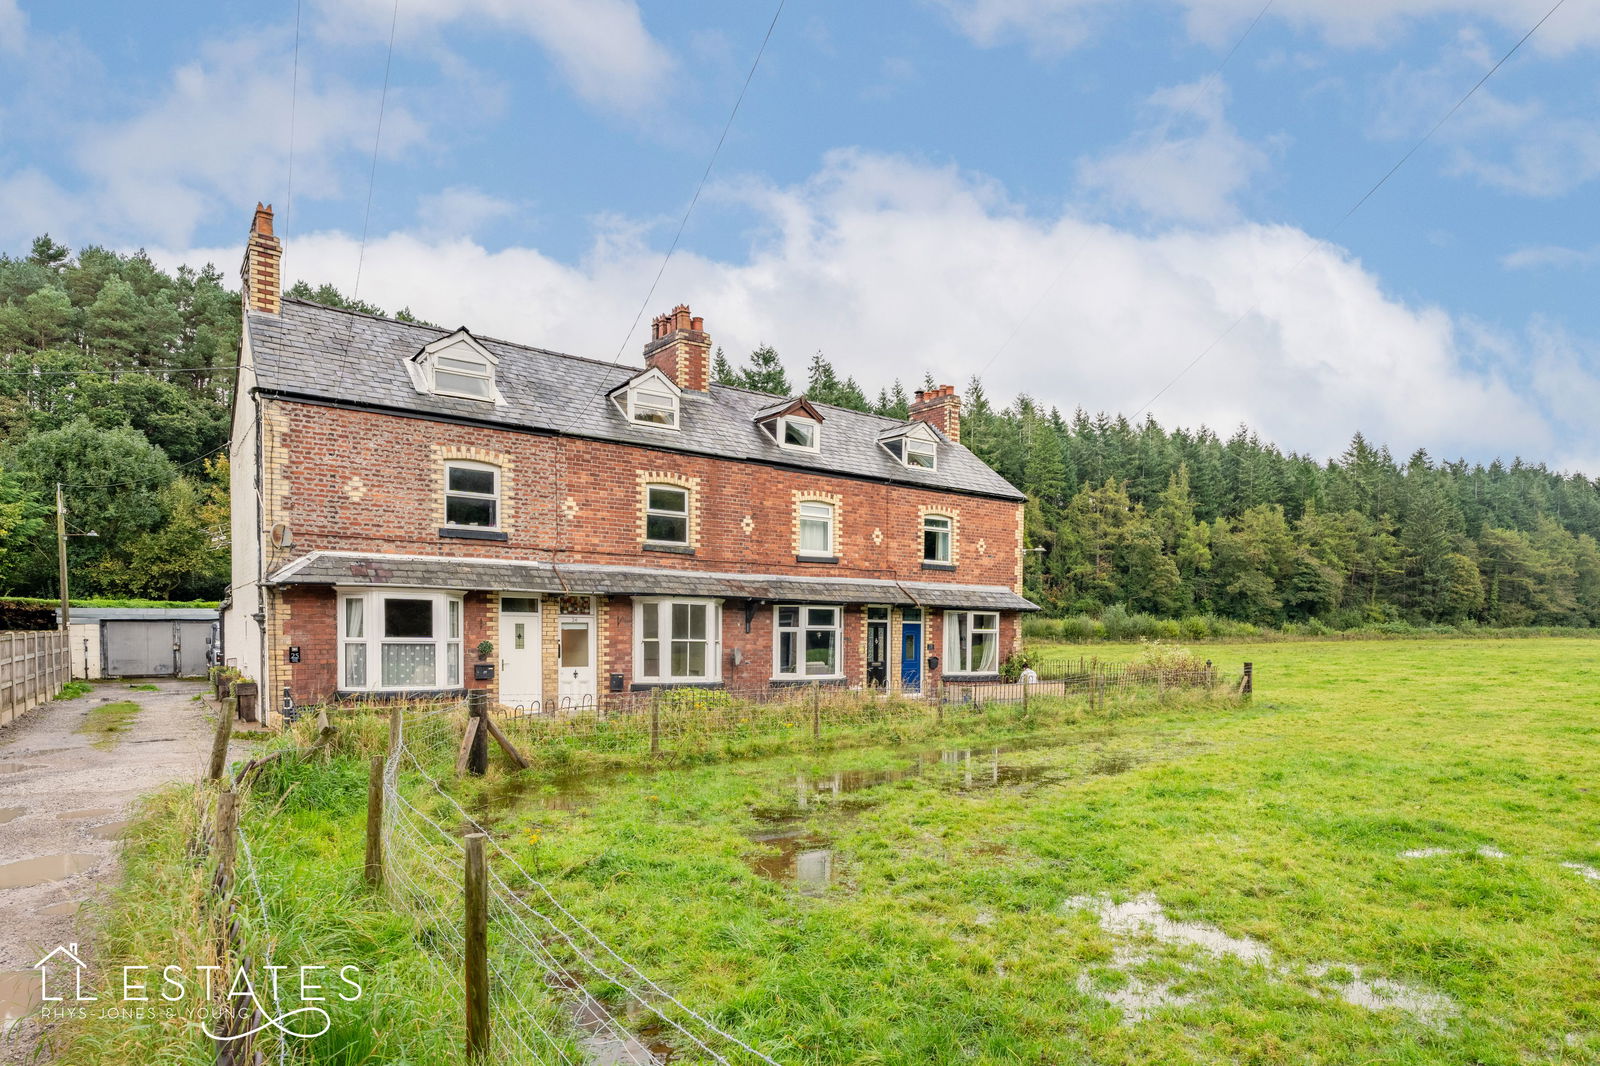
611 367 682 430
755 398 825 453
407 329 500 403
879 422 939 471
779 416 819 451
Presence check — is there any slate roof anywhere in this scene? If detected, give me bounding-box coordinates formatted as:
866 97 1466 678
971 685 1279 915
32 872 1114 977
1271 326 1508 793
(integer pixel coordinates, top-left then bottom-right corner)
247 300 1026 501
268 551 1038 612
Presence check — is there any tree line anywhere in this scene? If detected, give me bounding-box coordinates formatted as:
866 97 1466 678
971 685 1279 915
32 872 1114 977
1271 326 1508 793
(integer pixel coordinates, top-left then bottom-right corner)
3 238 1597 630
715 345 1600 629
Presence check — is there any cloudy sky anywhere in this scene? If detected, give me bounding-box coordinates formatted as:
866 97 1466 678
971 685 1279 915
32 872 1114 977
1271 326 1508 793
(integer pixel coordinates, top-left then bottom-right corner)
3 0 1598 472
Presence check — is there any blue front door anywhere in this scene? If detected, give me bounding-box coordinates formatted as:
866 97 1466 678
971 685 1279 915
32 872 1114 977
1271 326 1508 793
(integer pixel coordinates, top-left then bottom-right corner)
901 622 922 691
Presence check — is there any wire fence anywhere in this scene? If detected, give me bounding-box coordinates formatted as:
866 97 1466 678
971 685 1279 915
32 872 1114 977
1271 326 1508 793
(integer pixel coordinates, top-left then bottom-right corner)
483 660 1246 757
382 702 781 1065
193 662 1248 1064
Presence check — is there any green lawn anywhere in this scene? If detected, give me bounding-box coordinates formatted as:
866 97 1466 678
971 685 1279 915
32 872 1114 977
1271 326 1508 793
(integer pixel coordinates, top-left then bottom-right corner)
66 638 1600 1064
472 638 1600 1064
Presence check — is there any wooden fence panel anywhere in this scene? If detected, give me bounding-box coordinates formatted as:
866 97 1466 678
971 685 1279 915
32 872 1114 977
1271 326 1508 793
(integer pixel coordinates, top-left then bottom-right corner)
0 629 69 728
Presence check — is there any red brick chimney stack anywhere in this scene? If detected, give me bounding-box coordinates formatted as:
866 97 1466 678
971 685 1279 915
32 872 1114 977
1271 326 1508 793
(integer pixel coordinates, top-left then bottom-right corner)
241 202 282 315
643 304 710 392
909 384 962 443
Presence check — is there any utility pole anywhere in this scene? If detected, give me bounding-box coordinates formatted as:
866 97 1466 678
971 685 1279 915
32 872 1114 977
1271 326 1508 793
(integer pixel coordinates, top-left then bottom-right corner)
55 482 69 633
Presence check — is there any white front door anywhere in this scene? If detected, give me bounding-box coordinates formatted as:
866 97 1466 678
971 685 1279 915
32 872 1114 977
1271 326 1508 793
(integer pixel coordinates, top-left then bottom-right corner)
498 606 542 710
557 619 596 706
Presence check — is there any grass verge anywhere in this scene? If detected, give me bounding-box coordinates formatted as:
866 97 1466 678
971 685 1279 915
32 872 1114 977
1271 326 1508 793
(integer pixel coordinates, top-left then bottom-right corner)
76 700 140 749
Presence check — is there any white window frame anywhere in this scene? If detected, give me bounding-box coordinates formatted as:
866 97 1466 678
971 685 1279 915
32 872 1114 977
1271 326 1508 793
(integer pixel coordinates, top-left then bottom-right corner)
626 383 680 429
944 610 1001 676
923 513 952 563
905 437 937 470
443 460 500 530
773 604 843 680
337 588 464 692
776 415 821 452
633 598 722 683
643 483 690 546
797 501 835 557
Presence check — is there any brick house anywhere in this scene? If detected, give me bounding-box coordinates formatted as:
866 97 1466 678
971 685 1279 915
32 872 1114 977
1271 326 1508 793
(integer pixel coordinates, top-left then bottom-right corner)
220 204 1034 723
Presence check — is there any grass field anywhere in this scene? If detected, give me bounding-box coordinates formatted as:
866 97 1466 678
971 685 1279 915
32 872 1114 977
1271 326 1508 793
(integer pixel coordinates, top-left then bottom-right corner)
64 638 1600 1064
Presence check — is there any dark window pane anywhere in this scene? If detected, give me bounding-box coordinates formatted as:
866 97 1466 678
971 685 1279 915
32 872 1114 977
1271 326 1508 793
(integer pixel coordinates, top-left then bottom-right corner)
446 496 496 527
448 466 496 494
805 629 835 674
502 597 539 614
779 631 797 674
646 513 687 543
384 598 433 638
648 486 687 513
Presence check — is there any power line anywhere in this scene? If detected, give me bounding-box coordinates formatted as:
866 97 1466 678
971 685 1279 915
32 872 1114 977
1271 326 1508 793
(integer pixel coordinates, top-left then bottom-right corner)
972 0 1277 384
351 0 401 305
283 0 304 244
1130 0 1569 420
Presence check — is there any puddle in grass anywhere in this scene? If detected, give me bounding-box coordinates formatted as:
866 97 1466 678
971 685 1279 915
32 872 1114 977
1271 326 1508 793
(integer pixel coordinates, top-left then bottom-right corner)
551 972 678 1064
0 808 25 825
746 825 834 891
57 808 115 822
0 853 96 889
1066 893 1457 1029
40 900 81 916
1 970 41 1032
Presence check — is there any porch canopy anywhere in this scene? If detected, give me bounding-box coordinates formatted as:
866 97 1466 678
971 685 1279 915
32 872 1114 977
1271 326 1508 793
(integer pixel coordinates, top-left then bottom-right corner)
267 550 1038 612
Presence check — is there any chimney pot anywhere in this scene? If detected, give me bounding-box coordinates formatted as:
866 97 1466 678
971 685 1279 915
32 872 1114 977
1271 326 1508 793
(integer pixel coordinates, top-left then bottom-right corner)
643 305 711 392
241 202 282 315
909 383 962 443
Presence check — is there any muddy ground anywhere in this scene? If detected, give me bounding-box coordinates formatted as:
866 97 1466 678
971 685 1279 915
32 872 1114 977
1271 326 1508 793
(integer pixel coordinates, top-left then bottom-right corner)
0 679 226 1063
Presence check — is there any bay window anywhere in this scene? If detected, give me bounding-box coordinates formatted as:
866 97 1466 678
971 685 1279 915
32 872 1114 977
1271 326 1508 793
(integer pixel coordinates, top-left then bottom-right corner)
338 589 464 691
945 611 1000 675
775 605 842 679
634 598 721 683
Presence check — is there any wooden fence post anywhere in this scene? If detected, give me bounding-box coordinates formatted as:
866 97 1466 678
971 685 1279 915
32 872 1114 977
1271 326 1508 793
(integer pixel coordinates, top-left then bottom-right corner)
1242 662 1253 698
811 682 821 740
467 690 490 776
208 696 236 781
464 832 490 1061
365 755 384 888
215 789 239 890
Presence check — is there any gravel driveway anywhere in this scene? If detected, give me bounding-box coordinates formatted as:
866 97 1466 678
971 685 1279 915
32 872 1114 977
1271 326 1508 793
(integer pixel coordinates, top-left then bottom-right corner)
0 679 222 1062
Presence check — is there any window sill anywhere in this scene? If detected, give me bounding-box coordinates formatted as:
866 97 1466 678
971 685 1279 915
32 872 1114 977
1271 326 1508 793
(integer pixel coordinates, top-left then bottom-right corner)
769 676 846 687
920 561 956 571
941 672 1001 683
795 554 838 565
642 543 694 555
629 679 722 690
440 527 509 541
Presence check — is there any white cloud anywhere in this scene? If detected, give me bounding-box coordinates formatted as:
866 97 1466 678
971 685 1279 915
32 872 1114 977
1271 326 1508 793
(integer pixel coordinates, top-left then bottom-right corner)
927 0 1107 54
933 0 1600 53
1076 79 1270 224
311 0 672 113
416 186 519 238
0 0 25 55
152 150 1594 471
65 33 425 247
1501 244 1599 270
